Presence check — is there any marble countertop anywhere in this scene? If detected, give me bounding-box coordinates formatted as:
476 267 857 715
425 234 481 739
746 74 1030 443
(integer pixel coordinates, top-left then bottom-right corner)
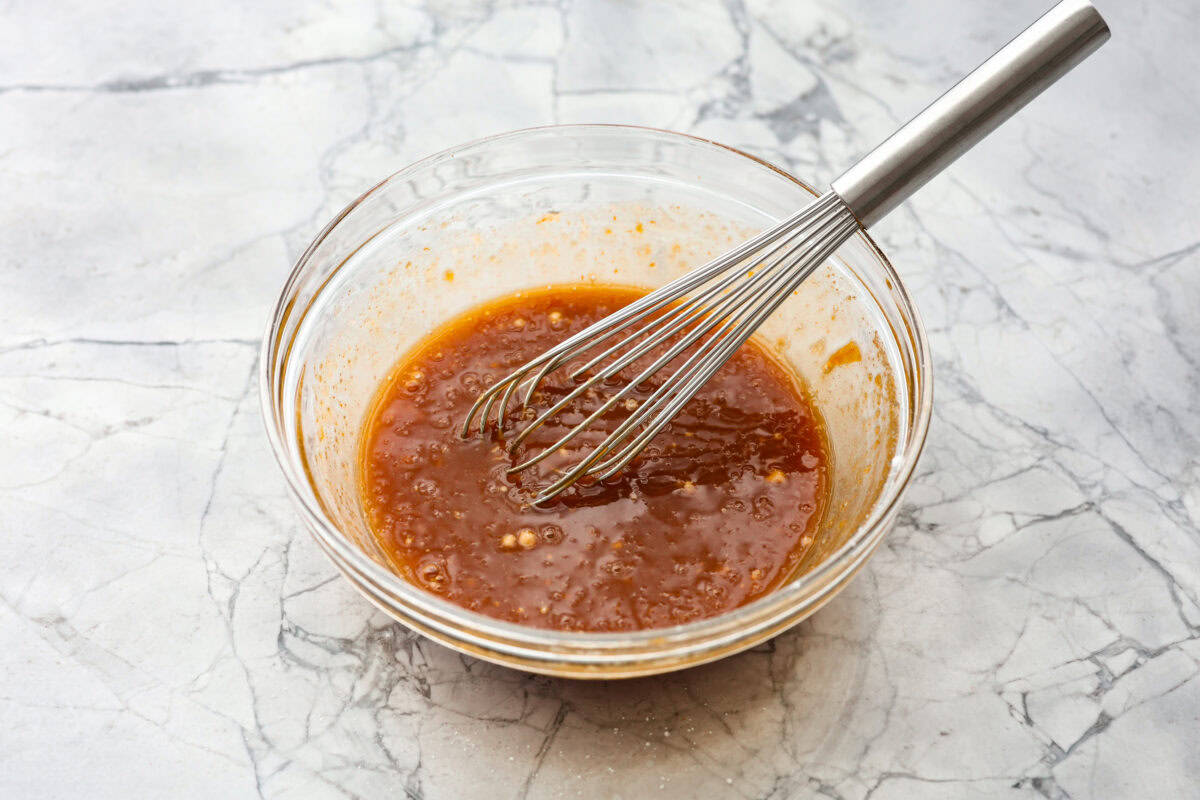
4 1 1199 797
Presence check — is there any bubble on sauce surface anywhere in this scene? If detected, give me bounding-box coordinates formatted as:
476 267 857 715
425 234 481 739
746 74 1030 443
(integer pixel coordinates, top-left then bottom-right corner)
415 555 450 591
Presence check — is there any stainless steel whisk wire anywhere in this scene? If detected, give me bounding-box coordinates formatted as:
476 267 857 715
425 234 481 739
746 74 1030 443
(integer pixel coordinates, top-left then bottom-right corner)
461 0 1110 504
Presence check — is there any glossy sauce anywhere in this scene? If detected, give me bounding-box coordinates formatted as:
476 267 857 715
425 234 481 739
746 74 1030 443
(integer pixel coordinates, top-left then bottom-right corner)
360 285 829 631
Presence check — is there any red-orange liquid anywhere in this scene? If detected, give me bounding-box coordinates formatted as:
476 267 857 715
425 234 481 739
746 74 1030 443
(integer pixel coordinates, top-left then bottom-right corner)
359 285 829 631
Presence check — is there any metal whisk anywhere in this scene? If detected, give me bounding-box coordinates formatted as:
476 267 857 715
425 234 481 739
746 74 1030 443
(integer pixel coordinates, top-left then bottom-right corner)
463 0 1109 504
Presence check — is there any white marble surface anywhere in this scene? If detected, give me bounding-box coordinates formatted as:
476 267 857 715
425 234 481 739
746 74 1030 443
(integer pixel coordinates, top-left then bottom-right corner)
3 1 1199 797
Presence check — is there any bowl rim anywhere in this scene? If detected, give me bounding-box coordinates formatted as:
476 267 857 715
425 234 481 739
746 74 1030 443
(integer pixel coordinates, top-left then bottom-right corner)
260 123 933 653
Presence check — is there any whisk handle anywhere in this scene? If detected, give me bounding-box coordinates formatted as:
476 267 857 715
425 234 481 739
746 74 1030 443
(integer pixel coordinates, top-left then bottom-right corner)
830 0 1109 228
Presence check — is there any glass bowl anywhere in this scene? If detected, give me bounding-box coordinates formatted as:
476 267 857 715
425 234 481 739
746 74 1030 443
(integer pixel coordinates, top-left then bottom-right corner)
260 125 931 678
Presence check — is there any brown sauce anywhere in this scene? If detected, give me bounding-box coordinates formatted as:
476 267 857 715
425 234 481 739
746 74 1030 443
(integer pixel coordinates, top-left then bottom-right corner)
359 285 830 631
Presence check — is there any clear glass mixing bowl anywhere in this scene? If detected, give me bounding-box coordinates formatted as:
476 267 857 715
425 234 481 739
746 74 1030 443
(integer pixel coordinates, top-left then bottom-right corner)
261 125 931 678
